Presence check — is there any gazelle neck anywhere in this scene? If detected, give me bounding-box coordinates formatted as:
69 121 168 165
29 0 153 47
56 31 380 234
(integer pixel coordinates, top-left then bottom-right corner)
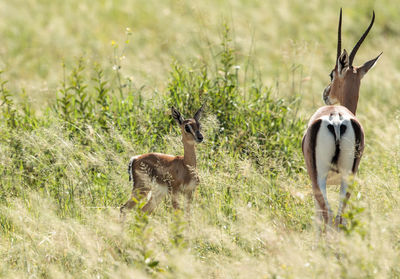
182 139 196 168
340 76 361 115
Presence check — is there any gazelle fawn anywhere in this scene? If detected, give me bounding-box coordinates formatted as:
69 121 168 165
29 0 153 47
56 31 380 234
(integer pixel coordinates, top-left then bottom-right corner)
120 106 204 215
302 9 381 231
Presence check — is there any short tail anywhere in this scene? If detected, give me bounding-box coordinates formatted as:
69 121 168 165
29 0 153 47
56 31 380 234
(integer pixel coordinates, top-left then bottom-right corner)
128 156 138 182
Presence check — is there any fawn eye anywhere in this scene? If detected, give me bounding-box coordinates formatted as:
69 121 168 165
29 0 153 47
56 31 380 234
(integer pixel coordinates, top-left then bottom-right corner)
184 125 191 133
329 71 334 81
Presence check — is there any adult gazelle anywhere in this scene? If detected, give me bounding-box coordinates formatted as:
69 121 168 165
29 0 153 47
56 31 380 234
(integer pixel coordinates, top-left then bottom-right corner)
302 9 381 230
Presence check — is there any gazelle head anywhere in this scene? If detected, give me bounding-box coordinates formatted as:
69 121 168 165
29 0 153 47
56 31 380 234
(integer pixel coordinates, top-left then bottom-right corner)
323 9 382 114
171 106 204 144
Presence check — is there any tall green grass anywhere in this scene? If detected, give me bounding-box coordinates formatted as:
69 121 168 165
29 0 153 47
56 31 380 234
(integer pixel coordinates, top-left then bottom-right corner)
0 26 303 218
0 16 315 276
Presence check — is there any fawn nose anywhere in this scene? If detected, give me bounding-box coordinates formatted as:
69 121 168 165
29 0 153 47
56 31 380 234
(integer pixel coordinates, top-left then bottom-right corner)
197 133 204 142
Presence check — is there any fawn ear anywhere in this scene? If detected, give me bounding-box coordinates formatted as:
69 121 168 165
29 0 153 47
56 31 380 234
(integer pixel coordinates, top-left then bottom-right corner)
193 104 204 122
337 49 349 77
358 52 382 79
171 107 184 125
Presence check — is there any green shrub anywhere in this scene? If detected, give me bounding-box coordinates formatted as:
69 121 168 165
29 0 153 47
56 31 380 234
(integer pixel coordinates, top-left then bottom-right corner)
0 25 304 216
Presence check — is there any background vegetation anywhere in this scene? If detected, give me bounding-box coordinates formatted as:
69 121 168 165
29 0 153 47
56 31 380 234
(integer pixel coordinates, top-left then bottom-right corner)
0 0 400 278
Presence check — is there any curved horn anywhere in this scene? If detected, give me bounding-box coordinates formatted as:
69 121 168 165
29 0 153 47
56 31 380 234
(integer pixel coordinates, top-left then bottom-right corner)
349 11 375 66
337 8 342 63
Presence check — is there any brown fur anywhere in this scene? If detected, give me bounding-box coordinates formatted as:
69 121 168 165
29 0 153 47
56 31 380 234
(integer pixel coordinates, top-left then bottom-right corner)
303 10 377 230
323 60 381 115
302 119 329 223
120 107 203 214
325 67 361 115
303 106 364 226
323 11 381 115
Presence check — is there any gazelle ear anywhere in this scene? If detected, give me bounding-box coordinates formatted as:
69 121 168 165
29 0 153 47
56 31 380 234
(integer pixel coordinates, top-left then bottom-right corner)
337 49 349 77
358 52 382 79
193 104 204 122
171 107 184 125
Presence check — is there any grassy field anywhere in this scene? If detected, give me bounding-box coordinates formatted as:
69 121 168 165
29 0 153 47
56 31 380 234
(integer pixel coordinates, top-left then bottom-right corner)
1 0 400 278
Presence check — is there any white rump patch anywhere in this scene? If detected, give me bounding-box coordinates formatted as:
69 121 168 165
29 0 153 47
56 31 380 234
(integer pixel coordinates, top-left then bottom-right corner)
337 120 356 176
315 114 356 180
315 117 336 178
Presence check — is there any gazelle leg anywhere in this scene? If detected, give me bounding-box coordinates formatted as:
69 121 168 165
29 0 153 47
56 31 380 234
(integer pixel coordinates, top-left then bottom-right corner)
121 198 136 213
336 178 350 229
185 191 193 212
312 174 334 233
336 120 356 229
171 188 180 210
183 190 195 220
183 191 194 224
314 198 324 236
141 196 157 213
142 185 168 213
120 185 149 214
